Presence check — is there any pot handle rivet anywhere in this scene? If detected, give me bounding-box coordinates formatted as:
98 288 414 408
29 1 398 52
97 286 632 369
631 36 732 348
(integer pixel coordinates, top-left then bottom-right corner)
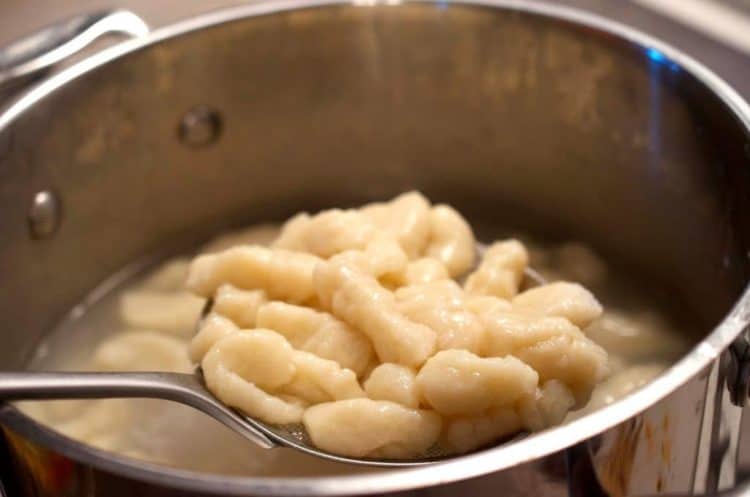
178 106 222 148
28 190 61 240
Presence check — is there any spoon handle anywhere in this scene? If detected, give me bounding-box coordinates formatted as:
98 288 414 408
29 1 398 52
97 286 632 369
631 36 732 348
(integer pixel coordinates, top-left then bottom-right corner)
0 371 277 449
0 371 194 399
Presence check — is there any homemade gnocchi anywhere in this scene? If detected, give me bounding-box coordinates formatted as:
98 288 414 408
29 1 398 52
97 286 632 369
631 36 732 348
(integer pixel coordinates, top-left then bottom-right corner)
19 200 693 474
186 192 610 458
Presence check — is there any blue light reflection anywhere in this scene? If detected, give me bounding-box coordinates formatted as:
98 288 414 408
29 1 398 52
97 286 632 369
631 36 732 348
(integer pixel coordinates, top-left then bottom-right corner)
646 47 680 72
646 47 666 63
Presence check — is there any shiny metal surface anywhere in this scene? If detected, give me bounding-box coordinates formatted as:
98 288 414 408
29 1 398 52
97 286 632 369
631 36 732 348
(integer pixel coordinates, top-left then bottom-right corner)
0 0 749 495
0 10 148 96
0 372 278 451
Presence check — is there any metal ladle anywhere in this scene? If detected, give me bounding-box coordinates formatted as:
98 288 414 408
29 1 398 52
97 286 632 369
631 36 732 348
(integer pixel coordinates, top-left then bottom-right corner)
0 247 545 467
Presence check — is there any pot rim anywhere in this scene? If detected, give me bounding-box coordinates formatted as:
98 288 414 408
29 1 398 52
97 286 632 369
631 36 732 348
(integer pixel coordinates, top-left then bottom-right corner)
2 0 750 494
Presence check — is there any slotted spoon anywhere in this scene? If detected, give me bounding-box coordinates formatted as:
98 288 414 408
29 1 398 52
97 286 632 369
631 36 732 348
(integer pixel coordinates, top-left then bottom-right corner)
0 245 544 467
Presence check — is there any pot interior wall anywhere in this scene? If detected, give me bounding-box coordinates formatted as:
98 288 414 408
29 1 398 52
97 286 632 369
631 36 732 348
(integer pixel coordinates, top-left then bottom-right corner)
1 3 749 368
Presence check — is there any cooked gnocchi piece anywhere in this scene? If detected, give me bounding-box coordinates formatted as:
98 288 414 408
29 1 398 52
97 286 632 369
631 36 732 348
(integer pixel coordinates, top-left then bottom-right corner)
256 302 373 377
186 246 320 303
512 282 603 328
203 364 305 425
314 258 437 368
204 330 296 390
399 258 450 286
465 294 512 315
186 192 610 458
280 351 366 404
517 380 576 431
515 333 609 402
303 399 442 458
273 210 376 258
213 285 267 329
465 239 528 298
189 313 239 363
477 310 609 400
442 407 521 454
424 205 476 277
93 331 191 373
479 311 585 357
361 191 432 258
395 280 485 354
330 237 408 278
138 258 190 292
201 330 303 424
416 350 538 416
119 291 204 337
363 363 420 409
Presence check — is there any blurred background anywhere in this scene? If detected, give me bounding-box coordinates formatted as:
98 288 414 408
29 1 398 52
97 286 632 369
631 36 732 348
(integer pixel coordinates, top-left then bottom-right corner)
2 0 750 97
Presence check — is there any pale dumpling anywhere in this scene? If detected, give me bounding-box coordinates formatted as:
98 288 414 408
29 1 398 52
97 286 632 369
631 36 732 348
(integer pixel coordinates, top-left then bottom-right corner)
201 330 303 424
314 257 436 368
119 291 204 337
477 311 609 400
138 258 190 292
212 285 267 329
361 191 432 258
465 239 528 298
93 331 191 373
395 280 485 354
465 295 512 315
189 313 239 363
479 312 586 357
280 351 366 404
320 237 408 278
273 210 376 258
364 364 420 409
515 333 609 402
512 281 603 328
256 302 373 377
399 258 450 286
203 330 295 391
424 205 476 277
303 399 442 458
442 407 521 454
186 246 320 303
416 350 538 416
517 380 576 431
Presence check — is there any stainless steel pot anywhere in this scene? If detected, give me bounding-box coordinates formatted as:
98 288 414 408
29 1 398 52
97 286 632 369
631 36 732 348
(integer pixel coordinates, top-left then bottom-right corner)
1 1 750 495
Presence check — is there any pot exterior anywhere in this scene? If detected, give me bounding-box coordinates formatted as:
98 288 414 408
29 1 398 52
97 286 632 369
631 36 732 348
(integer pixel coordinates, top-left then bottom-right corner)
1 2 749 495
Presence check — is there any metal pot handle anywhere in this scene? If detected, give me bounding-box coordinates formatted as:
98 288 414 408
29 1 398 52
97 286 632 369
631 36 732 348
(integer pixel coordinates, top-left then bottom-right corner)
0 10 149 96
